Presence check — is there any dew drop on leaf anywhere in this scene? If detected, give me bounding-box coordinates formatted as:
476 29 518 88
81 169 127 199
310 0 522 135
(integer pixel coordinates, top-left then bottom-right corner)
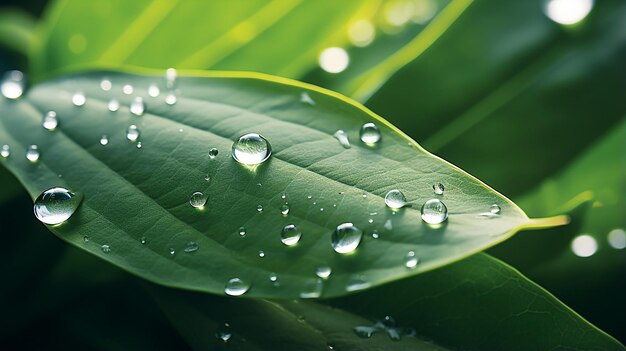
346 275 371 292
316 266 332 279
333 129 351 149
147 83 160 97
359 122 381 144
216 323 232 343
108 99 120 112
224 278 249 296
490 204 501 214
101 244 111 253
130 96 145 116
72 92 86 106
280 204 290 216
25 145 40 162
100 78 112 91
300 279 323 298
332 223 363 254
184 241 199 253
42 111 58 131
189 191 208 209
238 226 246 237
99 135 109 145
1 144 10 158
208 148 218 159
421 199 448 224
165 93 177 105
122 84 134 95
281 224 302 246
33 187 82 225
1 70 24 99
405 251 419 268
433 182 445 195
300 91 315 105
384 189 407 209
231 133 272 165
126 125 140 142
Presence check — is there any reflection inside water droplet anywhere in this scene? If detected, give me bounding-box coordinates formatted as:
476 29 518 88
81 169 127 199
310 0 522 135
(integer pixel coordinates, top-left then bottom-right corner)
42 111 58 131
33 187 82 225
332 223 363 254
360 122 381 144
281 224 302 246
232 133 272 165
384 189 407 209
225 278 249 296
421 199 448 224
26 145 40 162
189 192 208 209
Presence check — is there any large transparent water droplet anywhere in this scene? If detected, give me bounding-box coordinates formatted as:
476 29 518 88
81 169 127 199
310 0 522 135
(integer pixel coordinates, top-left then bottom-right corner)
1 144 10 158
184 241 199 253
108 99 120 112
433 183 445 195
126 125 140 142
360 122 381 144
490 204 501 214
148 83 160 97
384 189 407 209
26 145 40 162
33 187 82 225
333 130 351 149
130 97 145 116
405 251 419 268
421 199 448 224
189 191 208 208
231 133 272 165
225 278 249 296
300 279 323 298
72 92 86 106
1 70 24 99
281 224 302 246
316 266 332 279
332 223 363 253
42 111 58 131
208 148 218 159
100 135 109 146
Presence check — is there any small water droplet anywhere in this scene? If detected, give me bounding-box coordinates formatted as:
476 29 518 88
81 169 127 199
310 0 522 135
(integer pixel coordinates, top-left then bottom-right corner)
83 235 89 243
258 250 265 258
122 84 134 95
232 133 272 165
148 83 160 97
108 99 120 112
136 141 142 149
362 193 367 198
433 183 445 195
405 251 419 268
238 226 246 236
332 223 363 254
165 68 177 89
371 230 380 239
384 219 393 231
42 111 58 130
204 174 210 182
269 272 278 282
26 145 40 162
72 92 86 106
256 205 263 213
320 207 324 212
281 224 302 246
368 218 374 224
300 279 323 298
421 199 448 224
1 70 24 99
360 122 381 144
169 247 176 255
216 323 232 343
140 236 147 244
100 78 112 91
189 191 208 208
165 93 177 105
99 135 109 145
126 125 140 142
316 266 332 279
353 326 376 338
208 148 218 159
1 144 10 158
300 91 315 105
490 204 501 214
184 241 199 253
225 278 249 296
281 193 287 200
384 189 407 209
101 244 111 253
346 275 370 291
281 204 290 216
333 130 351 149
130 97 145 116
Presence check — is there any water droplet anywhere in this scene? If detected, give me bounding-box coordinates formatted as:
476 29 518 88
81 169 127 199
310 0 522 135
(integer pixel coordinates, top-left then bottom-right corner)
136 141 142 149
238 226 246 236
258 250 265 258
333 130 351 149
208 148 218 159
433 183 445 195
81 236 89 244
42 111 58 131
608 229 626 250
360 122 381 144
33 187 82 225
281 224 302 246
165 93 177 105
189 191 208 208
126 125 140 142
122 84 134 95
368 218 374 224
130 97 145 116
204 174 211 182
384 219 393 231
140 236 147 244
544 0 593 25
72 92 86 106
490 204 501 214
148 83 160 97
300 279 323 298
108 99 120 112
371 230 380 239
1 144 10 158
319 47 350 73
256 205 263 213
269 273 278 282
169 247 176 256
101 244 111 253
316 266 332 279
100 78 112 91
384 189 407 209
346 275 370 291
405 251 419 268
320 207 324 212
280 204 290 216
332 223 363 254
216 323 232 342
165 68 177 89
1 70 24 99
26 145 40 162
300 92 315 105
184 241 199 253
99 135 109 146
231 133 272 165
421 199 448 224
571 234 597 257
281 193 287 200
353 326 376 338
225 278 249 296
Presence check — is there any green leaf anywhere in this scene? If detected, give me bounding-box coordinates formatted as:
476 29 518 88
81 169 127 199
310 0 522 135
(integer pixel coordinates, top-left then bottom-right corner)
153 253 625 351
0 69 562 298
31 0 378 80
364 0 626 198
0 8 36 56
